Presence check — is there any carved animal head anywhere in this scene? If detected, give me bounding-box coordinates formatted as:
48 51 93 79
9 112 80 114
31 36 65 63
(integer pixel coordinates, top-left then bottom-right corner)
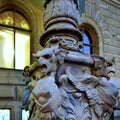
33 47 57 76
91 55 114 80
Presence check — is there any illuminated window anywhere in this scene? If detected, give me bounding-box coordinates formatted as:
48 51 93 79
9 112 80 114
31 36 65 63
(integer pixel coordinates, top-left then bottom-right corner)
22 109 29 120
0 10 30 69
0 109 11 120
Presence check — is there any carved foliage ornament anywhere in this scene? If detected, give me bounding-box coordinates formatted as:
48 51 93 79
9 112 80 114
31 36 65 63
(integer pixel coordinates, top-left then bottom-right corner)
21 0 118 120
22 46 118 120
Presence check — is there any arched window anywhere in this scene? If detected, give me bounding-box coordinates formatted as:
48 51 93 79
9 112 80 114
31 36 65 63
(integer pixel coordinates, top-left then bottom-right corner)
82 30 92 54
79 24 98 55
0 9 31 69
80 29 93 54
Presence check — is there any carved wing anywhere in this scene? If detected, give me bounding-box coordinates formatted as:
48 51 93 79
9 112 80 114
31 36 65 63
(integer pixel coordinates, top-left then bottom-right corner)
65 67 104 105
66 67 98 91
86 88 104 105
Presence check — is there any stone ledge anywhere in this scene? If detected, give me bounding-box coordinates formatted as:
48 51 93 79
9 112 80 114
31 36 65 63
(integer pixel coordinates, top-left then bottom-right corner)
0 85 17 99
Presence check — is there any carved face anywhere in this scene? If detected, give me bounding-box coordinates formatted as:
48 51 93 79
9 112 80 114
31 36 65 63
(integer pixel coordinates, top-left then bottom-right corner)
91 55 114 80
33 48 57 75
95 61 114 80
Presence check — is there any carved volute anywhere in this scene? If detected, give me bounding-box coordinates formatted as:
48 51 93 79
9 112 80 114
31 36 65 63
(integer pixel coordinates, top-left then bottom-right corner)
21 0 118 120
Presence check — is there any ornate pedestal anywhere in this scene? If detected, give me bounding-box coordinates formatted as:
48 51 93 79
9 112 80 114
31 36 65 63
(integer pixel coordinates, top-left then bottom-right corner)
21 0 118 120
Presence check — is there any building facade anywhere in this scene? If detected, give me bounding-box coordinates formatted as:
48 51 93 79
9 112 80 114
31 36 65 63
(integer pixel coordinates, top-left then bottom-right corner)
0 0 120 119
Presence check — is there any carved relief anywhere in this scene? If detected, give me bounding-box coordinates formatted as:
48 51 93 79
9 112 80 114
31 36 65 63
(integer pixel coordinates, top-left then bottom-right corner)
21 0 118 120
22 47 118 120
44 0 79 24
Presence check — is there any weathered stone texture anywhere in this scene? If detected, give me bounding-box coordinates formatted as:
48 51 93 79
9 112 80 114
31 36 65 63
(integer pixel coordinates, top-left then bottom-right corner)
104 44 120 55
0 69 24 84
85 0 120 77
108 4 119 14
116 63 120 71
104 38 120 48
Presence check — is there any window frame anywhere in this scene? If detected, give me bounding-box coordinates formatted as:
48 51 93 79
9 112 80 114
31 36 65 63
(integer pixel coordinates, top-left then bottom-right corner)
79 23 99 55
0 8 31 70
0 108 12 120
82 30 94 54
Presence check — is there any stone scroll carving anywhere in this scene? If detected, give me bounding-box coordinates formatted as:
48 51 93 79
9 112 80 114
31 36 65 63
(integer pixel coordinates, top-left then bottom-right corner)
21 0 118 120
22 43 118 120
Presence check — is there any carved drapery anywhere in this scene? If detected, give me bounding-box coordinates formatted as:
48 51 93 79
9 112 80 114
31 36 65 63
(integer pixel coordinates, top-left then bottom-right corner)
21 0 118 120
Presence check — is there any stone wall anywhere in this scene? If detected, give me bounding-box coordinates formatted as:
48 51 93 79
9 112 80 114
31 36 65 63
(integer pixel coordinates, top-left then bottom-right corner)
0 0 44 119
0 69 24 120
81 1 120 118
80 0 120 78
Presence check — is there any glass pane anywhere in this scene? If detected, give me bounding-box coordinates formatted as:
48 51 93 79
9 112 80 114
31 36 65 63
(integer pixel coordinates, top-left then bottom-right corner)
0 109 10 120
15 12 30 30
0 27 14 68
0 11 14 26
83 33 90 44
22 109 29 120
83 46 90 54
83 32 91 54
15 30 30 69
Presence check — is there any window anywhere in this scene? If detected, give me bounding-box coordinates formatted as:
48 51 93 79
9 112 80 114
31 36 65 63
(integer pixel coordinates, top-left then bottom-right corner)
22 109 29 120
110 107 120 120
82 31 92 54
79 23 99 55
80 30 93 54
0 9 31 69
0 108 11 120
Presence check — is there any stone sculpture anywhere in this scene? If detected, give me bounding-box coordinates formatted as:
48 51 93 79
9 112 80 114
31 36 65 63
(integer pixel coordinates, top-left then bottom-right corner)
21 0 118 120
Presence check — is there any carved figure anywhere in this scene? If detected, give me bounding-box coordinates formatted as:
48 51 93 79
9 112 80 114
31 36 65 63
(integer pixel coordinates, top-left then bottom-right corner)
21 0 118 120
22 47 118 120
